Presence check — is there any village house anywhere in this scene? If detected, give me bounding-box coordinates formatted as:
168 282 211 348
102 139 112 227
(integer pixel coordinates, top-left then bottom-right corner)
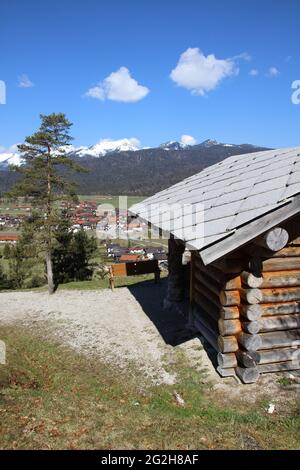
118 254 140 263
0 235 18 244
130 147 300 383
129 246 145 255
144 246 167 260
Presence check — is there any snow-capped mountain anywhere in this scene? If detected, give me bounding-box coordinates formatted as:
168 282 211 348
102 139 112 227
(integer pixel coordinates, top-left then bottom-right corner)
198 139 236 148
69 138 141 158
0 138 141 168
159 139 238 150
0 137 264 169
199 139 219 147
159 141 188 151
0 140 269 195
0 152 22 168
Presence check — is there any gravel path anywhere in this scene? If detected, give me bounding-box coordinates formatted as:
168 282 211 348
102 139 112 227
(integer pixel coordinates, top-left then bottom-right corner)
0 284 209 385
1 285 299 405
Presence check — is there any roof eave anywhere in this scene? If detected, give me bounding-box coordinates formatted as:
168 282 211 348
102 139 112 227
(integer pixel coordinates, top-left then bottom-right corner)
198 195 300 266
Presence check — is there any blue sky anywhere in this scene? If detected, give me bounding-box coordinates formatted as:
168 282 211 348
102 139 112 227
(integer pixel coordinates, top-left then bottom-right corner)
0 0 299 150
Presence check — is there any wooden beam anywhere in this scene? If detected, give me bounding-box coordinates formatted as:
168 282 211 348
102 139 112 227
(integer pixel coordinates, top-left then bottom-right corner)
240 304 262 321
236 350 260 367
259 314 300 332
218 335 239 353
240 288 263 304
237 332 262 351
289 236 300 246
200 196 300 265
193 270 221 297
257 361 300 374
219 289 241 307
193 305 218 331
254 227 289 252
260 302 300 316
250 257 300 272
216 366 236 377
218 318 242 336
260 287 300 303
194 281 220 308
259 271 300 288
193 257 242 289
217 352 238 368
242 320 260 334
259 329 300 349
273 246 300 257
258 347 299 364
220 305 240 320
236 366 259 383
241 271 264 288
193 317 219 352
193 292 220 322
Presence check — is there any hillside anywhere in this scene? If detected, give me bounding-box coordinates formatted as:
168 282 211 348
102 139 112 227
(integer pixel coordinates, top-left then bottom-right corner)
0 141 269 196
70 142 269 195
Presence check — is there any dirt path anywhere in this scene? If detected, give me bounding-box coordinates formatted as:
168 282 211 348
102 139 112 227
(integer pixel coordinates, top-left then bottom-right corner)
1 284 299 405
0 285 210 385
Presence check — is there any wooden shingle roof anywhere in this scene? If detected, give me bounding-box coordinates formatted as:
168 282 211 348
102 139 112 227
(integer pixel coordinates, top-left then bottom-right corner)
130 147 300 265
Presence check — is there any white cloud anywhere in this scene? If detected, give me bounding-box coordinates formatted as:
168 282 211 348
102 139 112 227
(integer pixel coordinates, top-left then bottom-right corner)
170 48 238 95
268 67 280 77
18 74 34 88
85 67 149 102
8 143 20 152
0 143 20 154
232 52 252 61
0 144 22 166
180 135 197 146
85 86 105 100
249 69 259 76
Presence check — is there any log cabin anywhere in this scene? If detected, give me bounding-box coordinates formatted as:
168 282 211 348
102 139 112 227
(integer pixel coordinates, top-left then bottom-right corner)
130 147 300 383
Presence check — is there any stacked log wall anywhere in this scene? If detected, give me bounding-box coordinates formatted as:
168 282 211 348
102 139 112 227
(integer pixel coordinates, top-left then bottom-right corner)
191 231 300 384
240 235 300 380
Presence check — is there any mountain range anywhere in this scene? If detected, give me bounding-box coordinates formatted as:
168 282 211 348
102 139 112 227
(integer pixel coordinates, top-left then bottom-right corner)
0 139 269 196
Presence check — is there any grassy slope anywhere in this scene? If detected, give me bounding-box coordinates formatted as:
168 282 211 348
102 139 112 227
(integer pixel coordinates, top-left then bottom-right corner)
0 325 299 450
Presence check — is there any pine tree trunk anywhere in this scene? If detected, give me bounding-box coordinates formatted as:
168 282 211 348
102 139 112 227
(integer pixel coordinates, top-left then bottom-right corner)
46 251 55 294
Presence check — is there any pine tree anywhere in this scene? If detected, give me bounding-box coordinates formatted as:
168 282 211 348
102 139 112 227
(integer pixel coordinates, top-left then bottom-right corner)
8 222 37 289
52 221 97 286
3 243 11 259
9 113 86 294
52 214 74 287
0 263 9 290
71 228 97 281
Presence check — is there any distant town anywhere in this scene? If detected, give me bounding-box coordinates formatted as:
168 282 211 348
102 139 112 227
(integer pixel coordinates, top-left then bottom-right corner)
0 198 168 268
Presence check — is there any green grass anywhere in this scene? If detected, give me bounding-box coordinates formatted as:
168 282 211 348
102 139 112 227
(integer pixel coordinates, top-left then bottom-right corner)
57 273 167 291
0 234 168 291
0 325 299 450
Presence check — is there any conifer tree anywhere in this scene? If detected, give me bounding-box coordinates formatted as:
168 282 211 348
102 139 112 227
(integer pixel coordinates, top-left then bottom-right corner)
10 113 86 294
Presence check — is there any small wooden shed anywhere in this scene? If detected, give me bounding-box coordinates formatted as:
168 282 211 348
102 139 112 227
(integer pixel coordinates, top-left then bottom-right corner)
130 147 300 383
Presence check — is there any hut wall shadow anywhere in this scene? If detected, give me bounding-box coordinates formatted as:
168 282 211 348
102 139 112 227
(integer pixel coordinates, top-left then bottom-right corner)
128 278 196 346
